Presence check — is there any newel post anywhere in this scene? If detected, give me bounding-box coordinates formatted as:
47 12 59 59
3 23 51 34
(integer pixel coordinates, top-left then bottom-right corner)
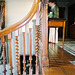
41 0 49 67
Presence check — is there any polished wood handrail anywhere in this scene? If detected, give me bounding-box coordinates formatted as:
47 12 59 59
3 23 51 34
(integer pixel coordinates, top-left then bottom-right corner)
0 0 39 37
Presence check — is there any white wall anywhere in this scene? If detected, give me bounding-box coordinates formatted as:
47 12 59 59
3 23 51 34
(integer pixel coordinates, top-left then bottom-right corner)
5 0 35 27
5 0 36 54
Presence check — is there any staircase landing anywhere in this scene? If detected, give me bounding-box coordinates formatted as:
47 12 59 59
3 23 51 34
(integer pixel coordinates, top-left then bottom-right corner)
42 44 75 75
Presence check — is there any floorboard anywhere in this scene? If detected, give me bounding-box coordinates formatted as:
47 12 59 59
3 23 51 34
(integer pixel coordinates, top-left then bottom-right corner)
42 44 75 75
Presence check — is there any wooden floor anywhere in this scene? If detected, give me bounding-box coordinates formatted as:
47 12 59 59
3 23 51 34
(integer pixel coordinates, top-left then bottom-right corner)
42 44 75 75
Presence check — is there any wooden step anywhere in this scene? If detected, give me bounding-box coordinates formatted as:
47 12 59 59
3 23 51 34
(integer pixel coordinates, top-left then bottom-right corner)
42 67 64 75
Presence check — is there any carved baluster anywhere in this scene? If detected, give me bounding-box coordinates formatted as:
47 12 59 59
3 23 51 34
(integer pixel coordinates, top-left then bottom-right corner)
36 7 39 75
29 20 32 75
8 33 13 75
1 36 7 75
15 30 20 75
22 26 26 75
35 26 39 75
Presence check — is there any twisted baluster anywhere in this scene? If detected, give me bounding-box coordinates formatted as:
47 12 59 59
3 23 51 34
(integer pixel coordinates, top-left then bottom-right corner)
36 6 40 75
15 36 20 75
1 36 7 75
36 25 39 75
36 26 39 57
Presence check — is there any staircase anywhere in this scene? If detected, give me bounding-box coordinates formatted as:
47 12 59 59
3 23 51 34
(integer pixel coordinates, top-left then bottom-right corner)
0 0 49 75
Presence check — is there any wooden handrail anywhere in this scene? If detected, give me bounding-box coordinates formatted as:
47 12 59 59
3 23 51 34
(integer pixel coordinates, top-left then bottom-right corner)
0 0 39 37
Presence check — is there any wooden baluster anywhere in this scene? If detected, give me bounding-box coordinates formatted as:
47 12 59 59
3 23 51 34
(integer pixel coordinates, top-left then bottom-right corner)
35 26 39 75
22 26 26 75
15 30 20 75
8 33 13 75
36 7 39 75
1 36 7 75
29 20 32 75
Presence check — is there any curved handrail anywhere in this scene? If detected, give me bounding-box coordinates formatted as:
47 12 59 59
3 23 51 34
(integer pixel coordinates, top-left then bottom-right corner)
0 0 39 37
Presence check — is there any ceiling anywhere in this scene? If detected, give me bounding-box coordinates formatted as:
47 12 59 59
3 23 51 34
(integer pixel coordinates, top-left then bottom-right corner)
56 0 75 7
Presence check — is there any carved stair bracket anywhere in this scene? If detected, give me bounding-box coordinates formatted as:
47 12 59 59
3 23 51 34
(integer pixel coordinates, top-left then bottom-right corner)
42 56 49 67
